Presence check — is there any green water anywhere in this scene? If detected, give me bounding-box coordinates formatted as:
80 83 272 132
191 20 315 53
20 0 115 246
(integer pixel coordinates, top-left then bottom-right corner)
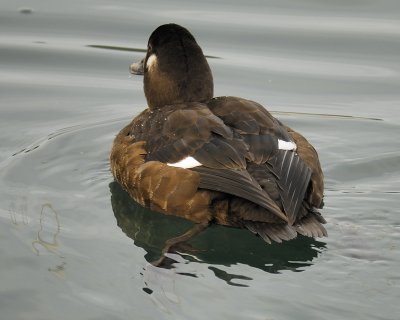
1 0 399 319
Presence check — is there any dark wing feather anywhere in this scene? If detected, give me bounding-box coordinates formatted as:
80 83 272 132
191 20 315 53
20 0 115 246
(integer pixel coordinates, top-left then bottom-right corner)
243 134 277 163
130 103 242 167
268 150 312 225
208 96 293 163
193 135 248 169
192 167 288 222
208 97 283 135
285 125 324 209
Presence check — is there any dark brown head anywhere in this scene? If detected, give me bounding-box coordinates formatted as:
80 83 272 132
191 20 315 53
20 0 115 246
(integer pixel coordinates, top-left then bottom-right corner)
130 24 214 109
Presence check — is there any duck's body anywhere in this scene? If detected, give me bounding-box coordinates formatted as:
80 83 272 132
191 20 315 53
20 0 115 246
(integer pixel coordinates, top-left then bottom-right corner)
110 24 326 244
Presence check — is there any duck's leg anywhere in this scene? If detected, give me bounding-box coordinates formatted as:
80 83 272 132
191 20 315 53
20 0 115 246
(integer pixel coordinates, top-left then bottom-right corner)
152 222 209 267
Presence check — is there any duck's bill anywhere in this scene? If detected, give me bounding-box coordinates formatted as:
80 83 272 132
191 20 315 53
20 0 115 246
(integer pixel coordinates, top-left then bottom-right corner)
130 58 145 75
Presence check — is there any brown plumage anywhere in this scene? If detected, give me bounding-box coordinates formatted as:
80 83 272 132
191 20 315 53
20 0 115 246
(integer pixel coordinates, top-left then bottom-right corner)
110 23 327 246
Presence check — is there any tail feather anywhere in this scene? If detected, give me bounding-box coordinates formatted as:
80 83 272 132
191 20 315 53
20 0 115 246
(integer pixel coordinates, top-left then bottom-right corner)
295 214 328 238
245 221 298 244
245 211 327 244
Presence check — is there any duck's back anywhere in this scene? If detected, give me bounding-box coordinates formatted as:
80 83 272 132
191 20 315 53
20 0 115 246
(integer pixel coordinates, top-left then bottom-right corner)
110 96 326 243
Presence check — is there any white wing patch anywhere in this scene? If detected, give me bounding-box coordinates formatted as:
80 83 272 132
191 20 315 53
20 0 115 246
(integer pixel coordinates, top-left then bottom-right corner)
146 54 157 71
278 139 297 151
167 156 202 169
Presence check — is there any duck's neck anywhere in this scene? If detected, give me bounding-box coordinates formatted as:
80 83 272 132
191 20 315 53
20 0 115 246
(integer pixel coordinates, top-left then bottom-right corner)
144 42 213 109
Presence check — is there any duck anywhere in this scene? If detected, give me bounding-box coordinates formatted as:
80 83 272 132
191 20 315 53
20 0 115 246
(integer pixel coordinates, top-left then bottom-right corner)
110 23 326 250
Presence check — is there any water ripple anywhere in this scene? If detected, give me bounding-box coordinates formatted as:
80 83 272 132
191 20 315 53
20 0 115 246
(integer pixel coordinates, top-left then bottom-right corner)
171 11 400 36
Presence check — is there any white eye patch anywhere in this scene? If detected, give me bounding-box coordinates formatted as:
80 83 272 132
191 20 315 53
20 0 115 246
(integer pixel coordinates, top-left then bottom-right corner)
146 54 157 71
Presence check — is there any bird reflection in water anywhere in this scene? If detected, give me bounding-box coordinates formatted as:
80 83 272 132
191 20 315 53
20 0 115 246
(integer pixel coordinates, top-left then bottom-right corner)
110 182 326 279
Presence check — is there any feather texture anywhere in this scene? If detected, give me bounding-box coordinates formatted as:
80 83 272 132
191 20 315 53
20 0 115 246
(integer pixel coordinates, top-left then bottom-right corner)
111 96 327 244
111 24 326 245
111 96 326 244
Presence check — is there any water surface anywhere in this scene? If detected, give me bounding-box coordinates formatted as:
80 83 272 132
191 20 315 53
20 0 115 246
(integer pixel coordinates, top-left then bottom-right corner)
1 0 399 319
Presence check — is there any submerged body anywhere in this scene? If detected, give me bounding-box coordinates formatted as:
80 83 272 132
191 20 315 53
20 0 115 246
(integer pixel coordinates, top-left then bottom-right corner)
110 24 326 244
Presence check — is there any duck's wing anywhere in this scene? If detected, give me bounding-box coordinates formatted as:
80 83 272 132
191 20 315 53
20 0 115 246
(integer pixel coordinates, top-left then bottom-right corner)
284 125 324 209
129 103 287 222
266 150 312 224
208 96 293 163
135 103 245 168
208 97 323 224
